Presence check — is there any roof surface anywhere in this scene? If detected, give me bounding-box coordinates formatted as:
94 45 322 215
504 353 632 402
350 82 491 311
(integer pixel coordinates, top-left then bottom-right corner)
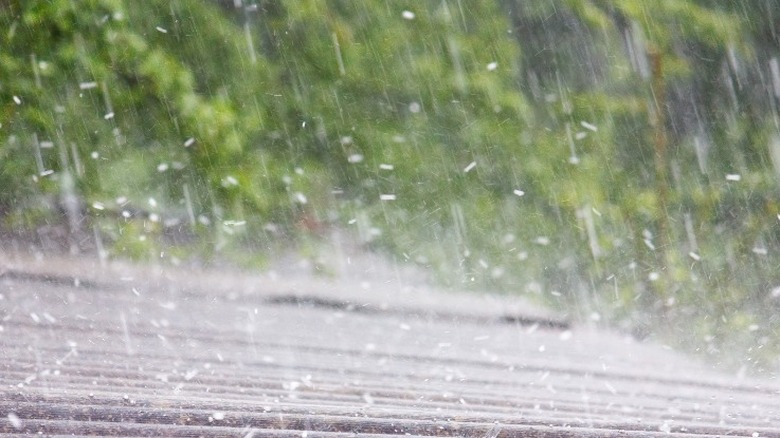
1 252 779 437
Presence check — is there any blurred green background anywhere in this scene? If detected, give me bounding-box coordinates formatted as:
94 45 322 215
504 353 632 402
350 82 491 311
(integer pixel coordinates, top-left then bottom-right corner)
3 0 780 372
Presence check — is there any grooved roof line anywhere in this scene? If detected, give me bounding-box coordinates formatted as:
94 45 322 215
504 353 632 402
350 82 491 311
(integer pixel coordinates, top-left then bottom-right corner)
1 253 779 436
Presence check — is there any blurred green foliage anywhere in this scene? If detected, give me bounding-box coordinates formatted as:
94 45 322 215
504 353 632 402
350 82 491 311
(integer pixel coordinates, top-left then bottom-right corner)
3 0 780 371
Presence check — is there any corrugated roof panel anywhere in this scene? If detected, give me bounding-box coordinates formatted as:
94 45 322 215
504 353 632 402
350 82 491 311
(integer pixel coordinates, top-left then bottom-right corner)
1 255 779 436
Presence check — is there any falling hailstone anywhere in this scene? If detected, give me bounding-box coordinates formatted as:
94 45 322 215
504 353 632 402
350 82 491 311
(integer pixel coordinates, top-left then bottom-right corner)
534 236 550 246
464 161 476 173
294 192 308 204
380 194 396 201
222 175 239 187
580 121 598 132
402 10 415 20
487 62 498 71
726 174 741 181
752 247 768 255
513 189 525 197
7 412 21 430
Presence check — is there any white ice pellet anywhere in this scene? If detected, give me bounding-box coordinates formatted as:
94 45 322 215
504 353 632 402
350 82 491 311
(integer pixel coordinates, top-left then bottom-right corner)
580 121 598 132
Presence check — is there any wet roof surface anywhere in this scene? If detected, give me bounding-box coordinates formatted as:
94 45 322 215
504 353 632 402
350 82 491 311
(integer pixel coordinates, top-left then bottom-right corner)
2 253 780 437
